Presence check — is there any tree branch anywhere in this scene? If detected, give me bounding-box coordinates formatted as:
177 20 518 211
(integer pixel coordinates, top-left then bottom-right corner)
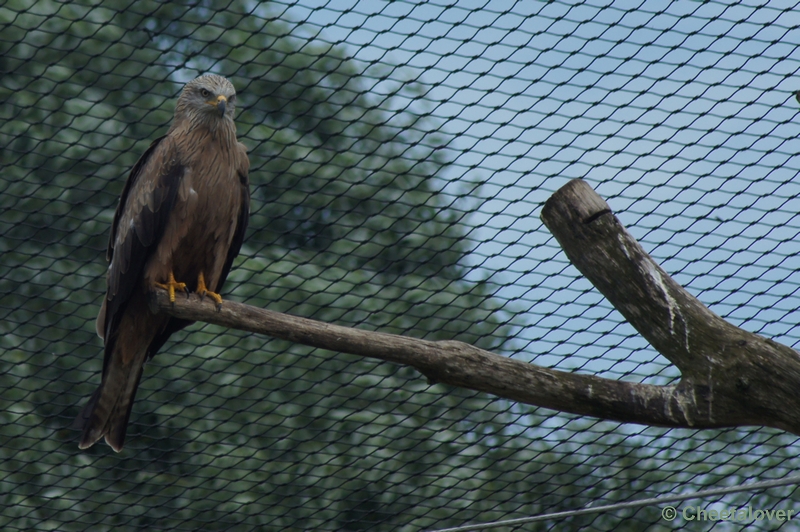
149 288 683 427
541 179 800 435
149 179 800 436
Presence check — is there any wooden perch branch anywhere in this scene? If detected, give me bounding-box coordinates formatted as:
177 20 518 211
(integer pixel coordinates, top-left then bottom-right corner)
541 179 800 435
150 179 800 436
148 288 680 427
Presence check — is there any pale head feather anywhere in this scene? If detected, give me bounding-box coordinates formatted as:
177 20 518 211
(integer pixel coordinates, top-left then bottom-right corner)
174 75 237 123
171 74 239 142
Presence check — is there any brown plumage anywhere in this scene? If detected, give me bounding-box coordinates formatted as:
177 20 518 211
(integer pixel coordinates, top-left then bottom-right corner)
75 75 250 452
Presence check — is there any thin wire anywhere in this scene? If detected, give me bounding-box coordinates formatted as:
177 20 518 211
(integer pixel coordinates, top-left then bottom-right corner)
428 474 800 532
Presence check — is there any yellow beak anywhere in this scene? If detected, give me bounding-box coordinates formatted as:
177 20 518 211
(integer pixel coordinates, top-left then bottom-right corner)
216 95 227 116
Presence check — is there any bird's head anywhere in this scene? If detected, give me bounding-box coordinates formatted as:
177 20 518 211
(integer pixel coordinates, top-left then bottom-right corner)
175 74 238 125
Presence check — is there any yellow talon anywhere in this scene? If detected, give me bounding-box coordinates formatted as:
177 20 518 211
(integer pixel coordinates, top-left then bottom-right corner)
154 272 188 303
197 272 223 307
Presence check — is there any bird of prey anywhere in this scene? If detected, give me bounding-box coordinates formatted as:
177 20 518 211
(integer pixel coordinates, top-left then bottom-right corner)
75 74 250 452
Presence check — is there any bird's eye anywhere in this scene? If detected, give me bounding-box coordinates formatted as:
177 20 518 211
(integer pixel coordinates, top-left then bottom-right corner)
200 88 211 98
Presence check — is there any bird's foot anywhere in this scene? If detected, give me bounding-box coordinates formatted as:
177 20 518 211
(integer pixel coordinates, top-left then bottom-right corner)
196 272 223 310
154 272 189 303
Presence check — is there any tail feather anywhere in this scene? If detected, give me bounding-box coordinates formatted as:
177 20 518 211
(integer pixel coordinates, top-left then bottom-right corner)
104 362 146 452
76 342 148 452
80 275 190 451
77 287 169 452
73 386 101 432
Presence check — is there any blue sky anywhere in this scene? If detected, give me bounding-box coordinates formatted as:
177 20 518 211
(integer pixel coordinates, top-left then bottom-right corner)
269 0 800 380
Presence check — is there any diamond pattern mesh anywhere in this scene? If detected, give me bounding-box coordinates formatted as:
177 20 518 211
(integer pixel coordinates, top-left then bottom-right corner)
2 0 800 529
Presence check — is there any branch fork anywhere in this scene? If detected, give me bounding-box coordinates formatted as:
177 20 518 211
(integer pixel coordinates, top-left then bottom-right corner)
150 179 800 436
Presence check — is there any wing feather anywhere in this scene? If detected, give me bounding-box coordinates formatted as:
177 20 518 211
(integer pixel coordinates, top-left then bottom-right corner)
80 136 187 440
215 144 251 292
107 136 164 261
99 137 185 346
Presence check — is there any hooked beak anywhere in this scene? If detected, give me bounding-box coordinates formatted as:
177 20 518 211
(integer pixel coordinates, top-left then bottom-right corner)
216 95 227 117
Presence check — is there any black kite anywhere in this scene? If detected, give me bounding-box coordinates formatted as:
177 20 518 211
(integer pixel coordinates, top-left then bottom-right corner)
75 74 250 452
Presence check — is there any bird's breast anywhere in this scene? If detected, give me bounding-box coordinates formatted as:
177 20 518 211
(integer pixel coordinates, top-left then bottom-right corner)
146 141 243 292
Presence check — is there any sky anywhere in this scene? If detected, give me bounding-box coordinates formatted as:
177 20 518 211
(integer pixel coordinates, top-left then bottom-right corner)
265 0 800 380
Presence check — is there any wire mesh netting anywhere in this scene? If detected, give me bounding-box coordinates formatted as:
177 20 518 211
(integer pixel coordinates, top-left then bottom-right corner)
3 0 800 529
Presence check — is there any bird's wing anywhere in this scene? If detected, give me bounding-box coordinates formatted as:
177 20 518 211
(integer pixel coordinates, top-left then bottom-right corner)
107 136 165 261
78 135 188 448
97 135 185 346
216 142 251 292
